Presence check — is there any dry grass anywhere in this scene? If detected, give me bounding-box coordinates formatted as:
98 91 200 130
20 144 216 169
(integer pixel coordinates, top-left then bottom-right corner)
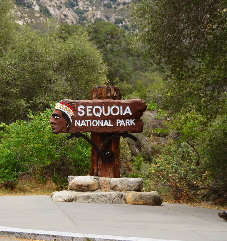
163 198 227 210
0 176 57 196
187 202 227 210
160 193 227 210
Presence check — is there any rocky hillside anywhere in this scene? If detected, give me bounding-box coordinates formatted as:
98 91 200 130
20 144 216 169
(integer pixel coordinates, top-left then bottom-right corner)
14 0 132 30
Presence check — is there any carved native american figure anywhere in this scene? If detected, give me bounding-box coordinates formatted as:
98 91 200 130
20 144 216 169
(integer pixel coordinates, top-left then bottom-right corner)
49 99 76 134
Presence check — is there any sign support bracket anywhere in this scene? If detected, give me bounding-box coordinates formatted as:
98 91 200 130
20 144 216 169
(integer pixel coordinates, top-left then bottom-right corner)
67 131 138 164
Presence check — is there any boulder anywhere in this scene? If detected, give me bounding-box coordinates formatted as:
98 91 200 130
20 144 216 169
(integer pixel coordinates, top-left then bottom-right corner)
98 177 143 192
68 176 99 191
124 191 163 205
76 192 125 204
51 190 77 202
109 178 143 192
52 190 126 204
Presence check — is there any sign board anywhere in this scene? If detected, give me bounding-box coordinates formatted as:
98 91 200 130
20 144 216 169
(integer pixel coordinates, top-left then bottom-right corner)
50 99 147 133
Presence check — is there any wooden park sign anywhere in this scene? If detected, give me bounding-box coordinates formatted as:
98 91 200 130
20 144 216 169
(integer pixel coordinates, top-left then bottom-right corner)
50 86 147 177
51 99 145 133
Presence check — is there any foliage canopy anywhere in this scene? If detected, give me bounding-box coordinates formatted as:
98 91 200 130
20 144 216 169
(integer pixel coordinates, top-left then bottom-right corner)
0 20 107 123
88 21 150 86
131 0 227 116
130 0 227 201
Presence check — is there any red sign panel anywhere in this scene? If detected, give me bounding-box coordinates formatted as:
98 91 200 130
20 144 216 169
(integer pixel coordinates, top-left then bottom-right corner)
51 99 147 133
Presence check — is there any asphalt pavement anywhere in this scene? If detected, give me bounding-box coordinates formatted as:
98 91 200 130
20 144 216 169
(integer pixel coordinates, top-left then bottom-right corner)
0 195 226 241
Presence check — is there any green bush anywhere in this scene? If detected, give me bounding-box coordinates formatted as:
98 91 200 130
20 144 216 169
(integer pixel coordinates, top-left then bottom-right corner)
15 0 32 8
64 0 76 8
38 4 52 17
198 114 227 192
0 108 91 189
150 142 202 202
103 3 112 8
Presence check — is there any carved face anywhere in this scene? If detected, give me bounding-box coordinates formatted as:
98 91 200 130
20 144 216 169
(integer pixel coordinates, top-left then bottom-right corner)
49 109 68 134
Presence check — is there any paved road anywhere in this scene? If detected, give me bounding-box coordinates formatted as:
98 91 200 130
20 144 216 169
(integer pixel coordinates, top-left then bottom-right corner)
0 195 226 241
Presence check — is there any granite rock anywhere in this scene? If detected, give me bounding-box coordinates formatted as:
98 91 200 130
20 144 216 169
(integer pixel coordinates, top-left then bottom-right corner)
76 192 125 204
68 176 99 191
124 191 163 205
109 177 143 192
52 190 126 204
52 190 77 202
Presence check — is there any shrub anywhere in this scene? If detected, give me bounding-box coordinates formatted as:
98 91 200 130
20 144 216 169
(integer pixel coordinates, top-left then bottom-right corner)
150 142 202 202
15 0 32 8
38 4 52 17
198 114 227 193
104 3 112 8
0 108 91 189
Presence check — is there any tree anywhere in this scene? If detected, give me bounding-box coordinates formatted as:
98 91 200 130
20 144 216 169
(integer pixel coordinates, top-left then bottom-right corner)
131 0 227 199
89 21 145 85
0 22 107 123
0 28 59 123
0 0 15 56
53 28 107 100
55 23 84 41
131 0 227 116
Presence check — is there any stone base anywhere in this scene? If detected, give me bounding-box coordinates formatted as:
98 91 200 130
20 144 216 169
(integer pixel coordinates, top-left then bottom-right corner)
67 176 144 192
51 190 162 205
52 191 125 204
51 176 163 206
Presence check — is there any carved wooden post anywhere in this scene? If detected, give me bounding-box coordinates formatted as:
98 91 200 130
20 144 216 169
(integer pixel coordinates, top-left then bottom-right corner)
50 87 146 178
90 86 122 177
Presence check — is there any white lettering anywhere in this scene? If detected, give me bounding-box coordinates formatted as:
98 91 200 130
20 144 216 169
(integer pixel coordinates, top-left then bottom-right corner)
116 119 135 126
93 106 102 117
85 120 91 126
81 120 86 126
74 119 114 127
75 120 81 126
126 119 131 126
120 106 124 115
92 120 98 126
103 120 113 126
78 105 85 116
102 106 110 116
123 106 132 115
97 120 104 126
76 105 132 117
116 119 125 126
111 105 119 115
87 106 93 116
130 119 135 125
